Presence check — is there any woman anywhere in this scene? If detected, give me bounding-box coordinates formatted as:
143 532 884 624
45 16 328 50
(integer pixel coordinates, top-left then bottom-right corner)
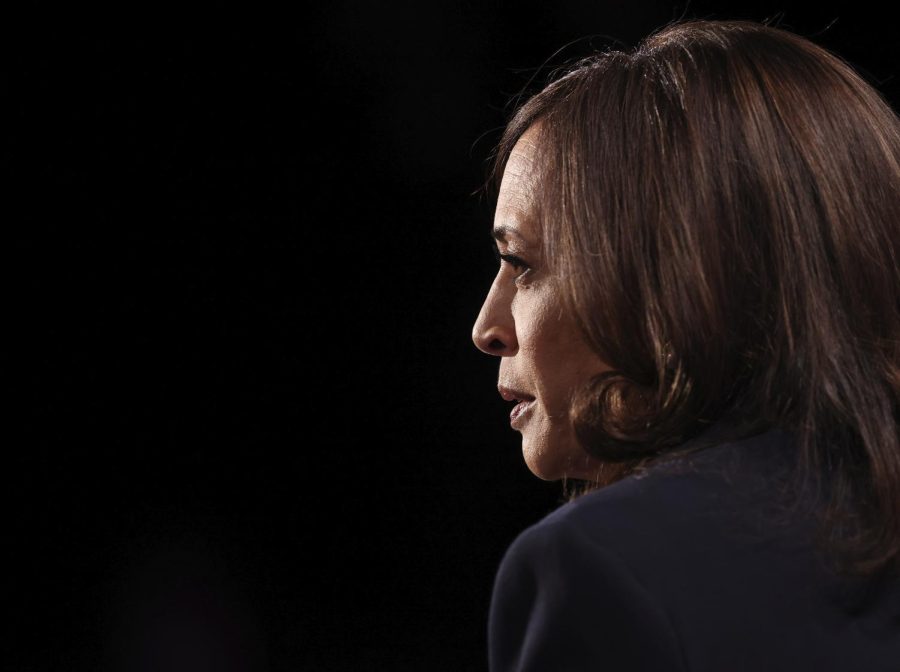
472 18 900 670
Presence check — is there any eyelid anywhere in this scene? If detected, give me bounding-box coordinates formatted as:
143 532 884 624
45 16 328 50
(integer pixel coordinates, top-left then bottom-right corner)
499 253 529 270
491 240 533 285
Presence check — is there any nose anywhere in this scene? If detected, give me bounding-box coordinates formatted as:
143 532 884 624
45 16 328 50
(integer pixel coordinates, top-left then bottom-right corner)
471 279 517 356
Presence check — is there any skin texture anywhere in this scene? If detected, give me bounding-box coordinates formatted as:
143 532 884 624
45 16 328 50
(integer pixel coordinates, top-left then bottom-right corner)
472 123 613 481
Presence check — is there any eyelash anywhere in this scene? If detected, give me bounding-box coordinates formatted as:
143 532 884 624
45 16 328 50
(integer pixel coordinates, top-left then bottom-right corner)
491 243 531 280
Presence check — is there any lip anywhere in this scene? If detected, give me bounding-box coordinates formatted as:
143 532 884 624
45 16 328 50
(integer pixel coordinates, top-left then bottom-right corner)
510 399 535 429
498 384 536 403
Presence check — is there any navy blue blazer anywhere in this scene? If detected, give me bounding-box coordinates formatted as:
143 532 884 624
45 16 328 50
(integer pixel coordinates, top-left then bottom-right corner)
488 423 900 671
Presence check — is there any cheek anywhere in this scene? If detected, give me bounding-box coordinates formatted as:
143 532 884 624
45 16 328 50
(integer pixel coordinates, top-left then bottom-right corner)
516 317 560 377
531 325 606 406
512 292 557 350
535 352 577 412
529 332 574 406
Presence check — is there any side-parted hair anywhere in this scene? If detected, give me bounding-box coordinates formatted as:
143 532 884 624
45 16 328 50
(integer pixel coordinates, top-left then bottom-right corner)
485 18 900 581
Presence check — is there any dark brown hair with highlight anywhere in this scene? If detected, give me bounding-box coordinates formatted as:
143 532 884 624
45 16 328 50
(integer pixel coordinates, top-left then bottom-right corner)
482 18 900 581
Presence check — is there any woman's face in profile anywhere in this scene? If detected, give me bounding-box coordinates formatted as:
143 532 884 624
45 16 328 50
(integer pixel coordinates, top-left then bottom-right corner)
472 124 612 482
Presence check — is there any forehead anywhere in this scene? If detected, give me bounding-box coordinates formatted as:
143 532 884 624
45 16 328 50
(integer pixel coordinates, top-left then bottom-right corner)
495 126 543 233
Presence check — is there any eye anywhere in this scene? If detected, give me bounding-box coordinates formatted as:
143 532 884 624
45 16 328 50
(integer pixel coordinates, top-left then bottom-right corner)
491 242 531 281
499 253 529 272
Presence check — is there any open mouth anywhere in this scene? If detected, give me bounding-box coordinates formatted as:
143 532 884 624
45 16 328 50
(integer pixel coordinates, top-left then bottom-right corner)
510 398 536 426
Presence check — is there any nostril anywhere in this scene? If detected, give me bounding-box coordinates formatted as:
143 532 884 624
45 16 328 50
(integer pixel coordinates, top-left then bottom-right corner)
474 324 516 355
489 338 505 351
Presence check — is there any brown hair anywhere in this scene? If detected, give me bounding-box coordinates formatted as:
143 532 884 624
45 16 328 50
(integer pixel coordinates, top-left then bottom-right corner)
483 18 900 581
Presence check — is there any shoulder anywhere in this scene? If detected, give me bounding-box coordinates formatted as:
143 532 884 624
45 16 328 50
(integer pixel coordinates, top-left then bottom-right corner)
489 505 689 671
489 426 815 671
490 426 900 671
533 424 804 559
498 426 798 600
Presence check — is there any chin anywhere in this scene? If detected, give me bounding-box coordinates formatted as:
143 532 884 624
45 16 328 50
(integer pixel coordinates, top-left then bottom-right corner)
522 435 602 482
522 445 566 481
525 464 561 482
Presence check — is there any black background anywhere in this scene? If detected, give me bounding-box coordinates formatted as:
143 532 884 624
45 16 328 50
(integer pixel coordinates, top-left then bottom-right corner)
7 4 898 670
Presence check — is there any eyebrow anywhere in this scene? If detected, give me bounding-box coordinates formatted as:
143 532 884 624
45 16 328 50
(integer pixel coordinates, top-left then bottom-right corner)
490 224 530 246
